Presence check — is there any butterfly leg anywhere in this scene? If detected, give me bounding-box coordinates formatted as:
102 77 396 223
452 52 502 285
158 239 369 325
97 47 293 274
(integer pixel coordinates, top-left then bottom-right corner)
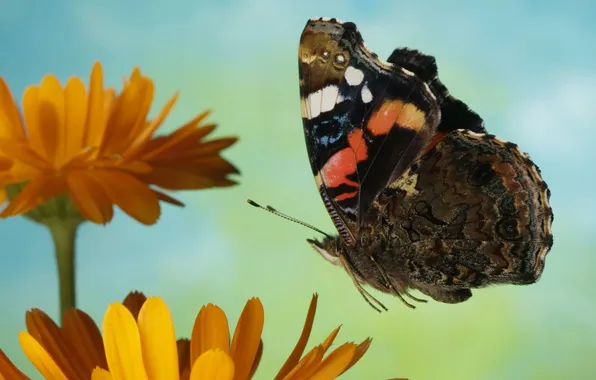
403 290 428 303
367 254 418 309
339 254 388 312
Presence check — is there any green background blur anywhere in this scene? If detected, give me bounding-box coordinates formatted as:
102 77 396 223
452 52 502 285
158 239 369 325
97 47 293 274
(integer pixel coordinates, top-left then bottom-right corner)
0 0 594 379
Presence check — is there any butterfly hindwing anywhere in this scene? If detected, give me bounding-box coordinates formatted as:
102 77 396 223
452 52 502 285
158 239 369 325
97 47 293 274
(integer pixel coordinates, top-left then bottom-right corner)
299 19 441 243
371 129 553 302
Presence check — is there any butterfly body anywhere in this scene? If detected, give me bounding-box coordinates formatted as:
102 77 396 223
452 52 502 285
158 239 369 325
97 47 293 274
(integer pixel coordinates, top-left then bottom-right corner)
298 18 553 309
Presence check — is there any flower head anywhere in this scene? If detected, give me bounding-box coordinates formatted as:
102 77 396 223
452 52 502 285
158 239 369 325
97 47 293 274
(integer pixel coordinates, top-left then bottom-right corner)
0 292 372 379
0 62 238 225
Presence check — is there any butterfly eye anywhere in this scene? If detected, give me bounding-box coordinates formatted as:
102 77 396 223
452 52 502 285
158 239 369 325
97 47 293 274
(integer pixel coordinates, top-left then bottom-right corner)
335 54 346 64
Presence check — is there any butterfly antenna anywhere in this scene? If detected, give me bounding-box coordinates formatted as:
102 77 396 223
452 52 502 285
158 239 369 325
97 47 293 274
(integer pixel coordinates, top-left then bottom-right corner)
247 199 332 239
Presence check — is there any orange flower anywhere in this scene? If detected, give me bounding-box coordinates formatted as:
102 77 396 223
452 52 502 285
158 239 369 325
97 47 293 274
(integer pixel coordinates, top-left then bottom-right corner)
0 292 372 379
0 62 238 225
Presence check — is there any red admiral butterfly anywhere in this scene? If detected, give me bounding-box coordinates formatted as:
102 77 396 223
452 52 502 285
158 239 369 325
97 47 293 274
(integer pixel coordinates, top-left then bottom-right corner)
252 18 553 311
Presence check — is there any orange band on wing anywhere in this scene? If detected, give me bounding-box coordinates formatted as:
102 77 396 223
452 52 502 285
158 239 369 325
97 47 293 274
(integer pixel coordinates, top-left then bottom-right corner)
320 129 369 201
366 99 426 136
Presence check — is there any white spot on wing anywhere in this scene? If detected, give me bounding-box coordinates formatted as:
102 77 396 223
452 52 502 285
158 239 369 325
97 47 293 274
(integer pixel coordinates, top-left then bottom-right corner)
307 90 322 119
345 66 364 86
321 85 339 113
361 84 373 103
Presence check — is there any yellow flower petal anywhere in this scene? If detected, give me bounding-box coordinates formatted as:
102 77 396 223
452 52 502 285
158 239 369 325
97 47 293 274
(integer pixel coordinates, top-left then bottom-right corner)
91 367 113 380
229 298 264 380
190 304 230 365
275 294 317 379
102 302 148 380
137 297 180 380
19 332 68 380
309 343 357 380
189 349 234 380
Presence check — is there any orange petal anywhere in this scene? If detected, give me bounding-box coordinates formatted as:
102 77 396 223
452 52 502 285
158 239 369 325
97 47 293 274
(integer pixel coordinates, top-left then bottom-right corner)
25 308 88 378
19 332 68 380
248 340 263 379
0 140 52 170
320 326 341 355
38 75 65 165
63 77 88 166
281 346 325 380
84 62 106 149
124 92 179 158
0 349 29 380
122 291 148 320
190 304 230 365
139 111 212 160
102 75 154 154
339 338 372 375
137 297 179 380
309 343 357 380
152 189 184 207
0 189 7 208
90 170 160 225
61 308 108 374
0 177 64 218
0 77 26 141
21 76 64 163
177 339 191 378
0 156 13 171
229 298 264 380
275 294 318 380
137 166 238 191
66 170 114 224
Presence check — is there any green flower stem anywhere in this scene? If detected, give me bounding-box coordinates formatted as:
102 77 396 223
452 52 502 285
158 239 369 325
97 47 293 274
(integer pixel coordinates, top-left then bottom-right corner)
48 219 81 324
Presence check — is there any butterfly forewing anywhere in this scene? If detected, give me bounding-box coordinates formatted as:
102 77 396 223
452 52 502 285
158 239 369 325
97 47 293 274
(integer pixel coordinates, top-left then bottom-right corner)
299 19 441 241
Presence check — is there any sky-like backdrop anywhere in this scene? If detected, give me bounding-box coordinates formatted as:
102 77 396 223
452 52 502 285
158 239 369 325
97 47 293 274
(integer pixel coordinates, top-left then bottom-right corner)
0 0 595 378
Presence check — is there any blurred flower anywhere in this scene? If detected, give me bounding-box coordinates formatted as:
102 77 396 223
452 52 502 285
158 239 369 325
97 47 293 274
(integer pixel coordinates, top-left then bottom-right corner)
0 61 238 226
0 62 239 321
0 292 372 379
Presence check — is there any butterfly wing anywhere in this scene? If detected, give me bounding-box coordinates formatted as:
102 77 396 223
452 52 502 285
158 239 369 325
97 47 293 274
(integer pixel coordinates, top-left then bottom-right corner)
373 129 553 302
299 19 441 243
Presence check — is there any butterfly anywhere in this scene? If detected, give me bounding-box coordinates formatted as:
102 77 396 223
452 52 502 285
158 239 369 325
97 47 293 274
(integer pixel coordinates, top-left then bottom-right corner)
296 17 553 310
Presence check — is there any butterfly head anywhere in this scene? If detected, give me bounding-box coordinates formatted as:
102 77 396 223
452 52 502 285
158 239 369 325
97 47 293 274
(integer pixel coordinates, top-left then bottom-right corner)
307 236 343 266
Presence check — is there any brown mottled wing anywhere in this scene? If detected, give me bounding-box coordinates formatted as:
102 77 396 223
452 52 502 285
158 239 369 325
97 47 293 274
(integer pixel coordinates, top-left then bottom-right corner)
374 130 553 301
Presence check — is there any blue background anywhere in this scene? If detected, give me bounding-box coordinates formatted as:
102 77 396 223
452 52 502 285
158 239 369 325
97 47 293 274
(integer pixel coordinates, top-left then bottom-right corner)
0 0 594 378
